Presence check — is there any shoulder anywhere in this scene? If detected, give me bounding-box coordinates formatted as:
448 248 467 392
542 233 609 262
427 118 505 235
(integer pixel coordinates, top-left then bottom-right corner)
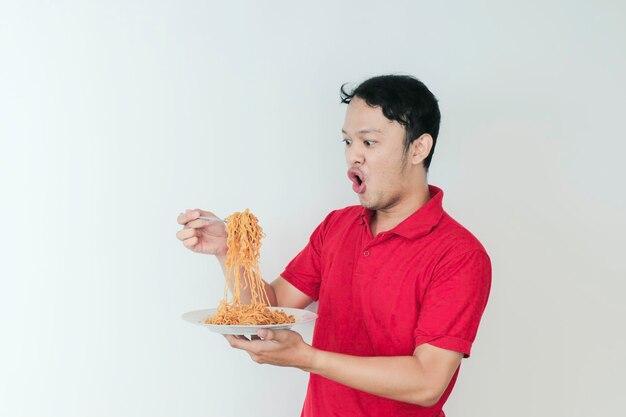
427 214 492 291
433 211 490 262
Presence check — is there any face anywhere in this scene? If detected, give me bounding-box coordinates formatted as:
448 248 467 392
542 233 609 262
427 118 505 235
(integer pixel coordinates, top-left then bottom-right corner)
342 98 417 211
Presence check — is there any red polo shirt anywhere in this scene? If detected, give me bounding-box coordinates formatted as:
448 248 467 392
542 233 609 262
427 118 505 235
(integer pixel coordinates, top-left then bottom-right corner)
281 185 491 417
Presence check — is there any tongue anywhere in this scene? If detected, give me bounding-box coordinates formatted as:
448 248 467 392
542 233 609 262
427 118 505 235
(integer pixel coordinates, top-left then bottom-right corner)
352 180 366 194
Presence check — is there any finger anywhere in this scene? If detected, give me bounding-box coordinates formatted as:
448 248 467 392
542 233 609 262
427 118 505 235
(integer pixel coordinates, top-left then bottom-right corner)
183 236 198 248
224 334 238 348
225 335 258 352
189 209 219 222
176 228 196 241
177 209 214 226
185 218 225 230
196 209 218 218
176 210 197 225
259 329 293 342
258 328 275 340
249 353 262 363
224 334 246 348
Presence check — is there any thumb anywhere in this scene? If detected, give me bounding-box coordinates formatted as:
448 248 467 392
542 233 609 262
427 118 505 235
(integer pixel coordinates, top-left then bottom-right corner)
197 209 219 218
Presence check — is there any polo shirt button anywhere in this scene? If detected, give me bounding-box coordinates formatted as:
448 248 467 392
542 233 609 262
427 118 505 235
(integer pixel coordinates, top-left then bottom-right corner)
363 250 370 256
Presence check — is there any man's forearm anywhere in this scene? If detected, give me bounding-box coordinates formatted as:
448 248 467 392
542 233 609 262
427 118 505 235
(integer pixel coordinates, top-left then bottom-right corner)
225 326 459 406
304 349 440 406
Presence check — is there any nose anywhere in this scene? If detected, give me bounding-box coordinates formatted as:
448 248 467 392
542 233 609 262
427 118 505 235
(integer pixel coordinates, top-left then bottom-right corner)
346 142 364 166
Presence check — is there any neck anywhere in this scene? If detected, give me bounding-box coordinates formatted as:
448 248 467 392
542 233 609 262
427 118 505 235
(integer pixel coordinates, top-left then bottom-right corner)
371 182 431 237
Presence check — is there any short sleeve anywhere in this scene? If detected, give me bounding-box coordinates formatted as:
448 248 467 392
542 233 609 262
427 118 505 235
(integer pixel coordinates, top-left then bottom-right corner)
414 250 492 358
280 211 335 301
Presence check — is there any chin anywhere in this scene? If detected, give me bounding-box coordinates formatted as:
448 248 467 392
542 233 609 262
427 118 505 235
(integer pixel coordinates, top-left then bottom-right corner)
361 193 401 211
357 193 376 210
359 198 379 211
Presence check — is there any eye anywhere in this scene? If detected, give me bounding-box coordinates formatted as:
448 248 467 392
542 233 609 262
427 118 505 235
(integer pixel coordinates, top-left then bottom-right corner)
364 140 375 147
342 138 352 146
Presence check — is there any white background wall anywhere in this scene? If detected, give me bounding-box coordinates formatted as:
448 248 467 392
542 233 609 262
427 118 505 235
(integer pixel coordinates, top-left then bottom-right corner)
1 1 625 416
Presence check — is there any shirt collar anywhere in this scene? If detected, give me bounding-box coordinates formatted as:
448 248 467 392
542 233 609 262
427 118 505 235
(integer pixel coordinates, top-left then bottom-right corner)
358 185 445 240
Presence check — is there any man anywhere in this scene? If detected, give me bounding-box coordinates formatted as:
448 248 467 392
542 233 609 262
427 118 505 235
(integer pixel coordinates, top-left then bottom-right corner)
176 75 491 417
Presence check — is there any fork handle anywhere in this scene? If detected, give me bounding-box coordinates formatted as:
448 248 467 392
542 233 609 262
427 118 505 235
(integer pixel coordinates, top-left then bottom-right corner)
198 215 227 223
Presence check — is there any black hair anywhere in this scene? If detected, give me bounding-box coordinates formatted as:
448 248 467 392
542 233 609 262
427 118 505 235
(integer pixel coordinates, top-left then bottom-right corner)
340 74 441 170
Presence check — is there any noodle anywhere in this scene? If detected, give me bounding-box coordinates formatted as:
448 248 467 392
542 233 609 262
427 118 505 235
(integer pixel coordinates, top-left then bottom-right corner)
205 209 295 325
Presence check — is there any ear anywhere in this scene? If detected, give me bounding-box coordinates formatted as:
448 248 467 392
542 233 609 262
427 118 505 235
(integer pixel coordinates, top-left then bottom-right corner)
409 134 433 166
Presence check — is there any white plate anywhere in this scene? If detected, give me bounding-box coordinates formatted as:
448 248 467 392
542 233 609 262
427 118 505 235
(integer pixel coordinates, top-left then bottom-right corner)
181 306 318 335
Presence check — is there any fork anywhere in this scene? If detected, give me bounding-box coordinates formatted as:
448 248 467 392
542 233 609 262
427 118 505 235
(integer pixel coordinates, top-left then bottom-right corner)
197 215 227 224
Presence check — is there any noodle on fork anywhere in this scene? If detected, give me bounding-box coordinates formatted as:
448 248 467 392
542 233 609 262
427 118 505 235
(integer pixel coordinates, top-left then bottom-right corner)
205 209 295 325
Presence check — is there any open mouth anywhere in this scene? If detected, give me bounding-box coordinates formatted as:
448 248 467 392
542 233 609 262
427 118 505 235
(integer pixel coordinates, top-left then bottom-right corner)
347 169 366 194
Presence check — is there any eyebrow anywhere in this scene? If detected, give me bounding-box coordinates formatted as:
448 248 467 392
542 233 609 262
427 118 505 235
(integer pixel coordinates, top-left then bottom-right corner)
341 129 383 135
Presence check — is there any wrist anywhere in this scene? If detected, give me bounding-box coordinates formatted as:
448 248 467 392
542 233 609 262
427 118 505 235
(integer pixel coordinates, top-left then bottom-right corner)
301 345 324 374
